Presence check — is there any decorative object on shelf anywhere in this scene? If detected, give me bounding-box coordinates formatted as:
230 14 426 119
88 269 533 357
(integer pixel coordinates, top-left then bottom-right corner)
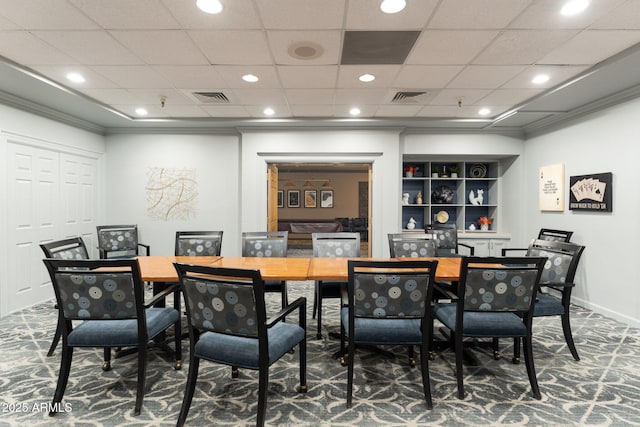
440 165 449 178
469 163 487 178
406 217 416 230
404 165 416 178
436 210 449 224
469 189 484 205
402 192 410 205
431 185 454 204
450 165 460 178
477 216 492 231
431 166 439 178
468 223 476 231
416 191 423 204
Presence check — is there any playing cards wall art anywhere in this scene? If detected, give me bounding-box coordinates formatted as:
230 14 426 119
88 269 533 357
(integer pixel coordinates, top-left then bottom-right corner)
569 172 612 212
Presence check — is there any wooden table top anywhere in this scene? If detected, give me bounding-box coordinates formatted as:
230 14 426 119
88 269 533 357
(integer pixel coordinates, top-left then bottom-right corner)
209 257 311 281
307 257 462 282
137 256 222 282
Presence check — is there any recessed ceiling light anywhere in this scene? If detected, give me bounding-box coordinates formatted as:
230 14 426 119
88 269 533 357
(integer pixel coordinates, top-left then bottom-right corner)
263 107 275 116
196 0 223 14
478 108 491 116
135 107 148 116
350 107 361 116
532 74 550 85
66 72 85 83
380 0 406 14
560 0 589 16
242 74 259 83
359 73 375 82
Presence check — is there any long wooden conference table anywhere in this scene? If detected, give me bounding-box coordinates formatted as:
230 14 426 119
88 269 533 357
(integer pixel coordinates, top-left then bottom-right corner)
136 255 462 283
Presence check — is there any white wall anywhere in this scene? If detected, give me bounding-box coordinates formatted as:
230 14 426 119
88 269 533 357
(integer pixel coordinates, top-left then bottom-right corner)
525 98 640 326
104 133 241 256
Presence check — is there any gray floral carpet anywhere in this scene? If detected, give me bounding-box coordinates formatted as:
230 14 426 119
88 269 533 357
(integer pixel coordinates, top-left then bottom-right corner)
1 280 640 427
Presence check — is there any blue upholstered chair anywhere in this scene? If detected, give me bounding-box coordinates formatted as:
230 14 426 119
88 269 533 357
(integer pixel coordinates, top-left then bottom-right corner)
241 231 289 310
504 239 586 362
42 258 181 416
312 232 361 339
425 223 474 256
388 233 437 258
97 224 150 259
40 237 90 357
173 263 307 427
174 230 223 256
432 256 546 400
341 259 438 408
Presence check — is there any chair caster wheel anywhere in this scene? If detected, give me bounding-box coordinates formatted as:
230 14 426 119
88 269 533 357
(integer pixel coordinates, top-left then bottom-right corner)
174 361 182 370
297 384 308 393
409 358 417 367
429 351 436 361
232 367 239 378
339 356 348 366
493 352 501 360
316 333 322 339
512 357 520 364
102 361 111 371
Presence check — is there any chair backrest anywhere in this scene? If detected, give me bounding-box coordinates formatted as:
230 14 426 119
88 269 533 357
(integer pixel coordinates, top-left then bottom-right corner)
387 233 436 258
40 237 89 260
425 223 459 255
347 259 438 320
458 256 546 315
43 258 145 323
312 232 361 258
241 231 288 257
526 239 585 285
174 263 266 341
96 224 140 258
538 228 573 242
175 231 223 256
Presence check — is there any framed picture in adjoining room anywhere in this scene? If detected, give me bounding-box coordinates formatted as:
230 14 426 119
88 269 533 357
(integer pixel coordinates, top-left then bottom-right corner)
304 189 317 208
277 190 284 208
320 190 334 208
287 190 300 208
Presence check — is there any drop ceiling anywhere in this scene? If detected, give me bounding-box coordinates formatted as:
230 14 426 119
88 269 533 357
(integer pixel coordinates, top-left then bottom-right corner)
1 0 640 135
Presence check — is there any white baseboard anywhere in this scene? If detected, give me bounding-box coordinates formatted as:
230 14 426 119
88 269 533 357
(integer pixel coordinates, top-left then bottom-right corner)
573 296 640 328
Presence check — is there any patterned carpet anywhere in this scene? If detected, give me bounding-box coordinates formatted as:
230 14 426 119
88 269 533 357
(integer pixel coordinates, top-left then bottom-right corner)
1 280 640 427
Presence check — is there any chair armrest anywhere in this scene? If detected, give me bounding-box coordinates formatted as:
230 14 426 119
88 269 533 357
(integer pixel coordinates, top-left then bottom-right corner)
501 247 527 256
541 282 576 290
137 243 150 256
267 297 306 327
434 282 458 301
145 283 179 308
458 242 474 256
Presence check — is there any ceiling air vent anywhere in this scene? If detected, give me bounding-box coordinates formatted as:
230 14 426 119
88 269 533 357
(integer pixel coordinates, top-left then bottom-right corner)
192 92 230 103
391 91 429 104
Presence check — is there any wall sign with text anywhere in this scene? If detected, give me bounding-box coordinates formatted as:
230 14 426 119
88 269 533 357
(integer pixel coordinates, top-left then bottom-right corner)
569 172 612 212
539 163 565 211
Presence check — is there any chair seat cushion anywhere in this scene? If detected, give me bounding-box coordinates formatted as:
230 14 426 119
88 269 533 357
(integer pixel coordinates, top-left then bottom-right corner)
68 307 179 347
533 293 564 316
433 303 526 337
340 308 423 345
194 322 304 369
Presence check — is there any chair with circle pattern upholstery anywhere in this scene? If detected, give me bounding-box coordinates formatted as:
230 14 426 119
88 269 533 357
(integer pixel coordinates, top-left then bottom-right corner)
388 233 437 258
174 231 223 256
97 224 150 259
425 223 474 257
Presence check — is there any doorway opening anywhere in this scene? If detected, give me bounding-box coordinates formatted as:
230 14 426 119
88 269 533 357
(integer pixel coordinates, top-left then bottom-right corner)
267 162 372 257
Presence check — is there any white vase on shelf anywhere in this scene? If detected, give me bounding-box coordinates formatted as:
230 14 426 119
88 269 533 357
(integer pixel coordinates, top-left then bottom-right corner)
480 224 489 231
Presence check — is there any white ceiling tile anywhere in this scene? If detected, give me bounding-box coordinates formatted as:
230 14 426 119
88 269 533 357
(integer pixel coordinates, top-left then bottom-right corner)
215 65 281 88
473 30 578 65
447 65 527 89
32 65 118 88
592 0 640 29
267 31 341 65
69 0 180 29
90 65 173 88
337 65 401 88
0 0 99 29
429 89 492 106
161 0 261 30
244 104 292 117
502 65 589 89
189 30 272 65
290 105 335 117
406 30 499 65
285 89 334 104
32 31 143 65
0 14 20 30
277 66 337 88
157 104 209 117
375 105 422 117
256 0 345 30
201 105 250 118
416 105 469 117
539 30 640 64
334 89 390 104
109 31 209 65
476 88 543 106
152 65 226 88
510 0 626 30
0 31 78 65
333 105 378 117
127 88 194 105
393 65 464 88
428 0 532 29
232 88 288 105
345 0 437 30
82 88 138 104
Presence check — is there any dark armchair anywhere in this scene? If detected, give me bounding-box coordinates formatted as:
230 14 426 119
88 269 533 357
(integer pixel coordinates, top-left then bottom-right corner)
174 230 223 256
96 224 150 259
425 223 474 256
388 233 437 258
174 263 307 427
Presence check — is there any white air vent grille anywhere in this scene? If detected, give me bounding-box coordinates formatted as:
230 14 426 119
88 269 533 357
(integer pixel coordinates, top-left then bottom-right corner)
192 92 230 103
391 91 429 104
